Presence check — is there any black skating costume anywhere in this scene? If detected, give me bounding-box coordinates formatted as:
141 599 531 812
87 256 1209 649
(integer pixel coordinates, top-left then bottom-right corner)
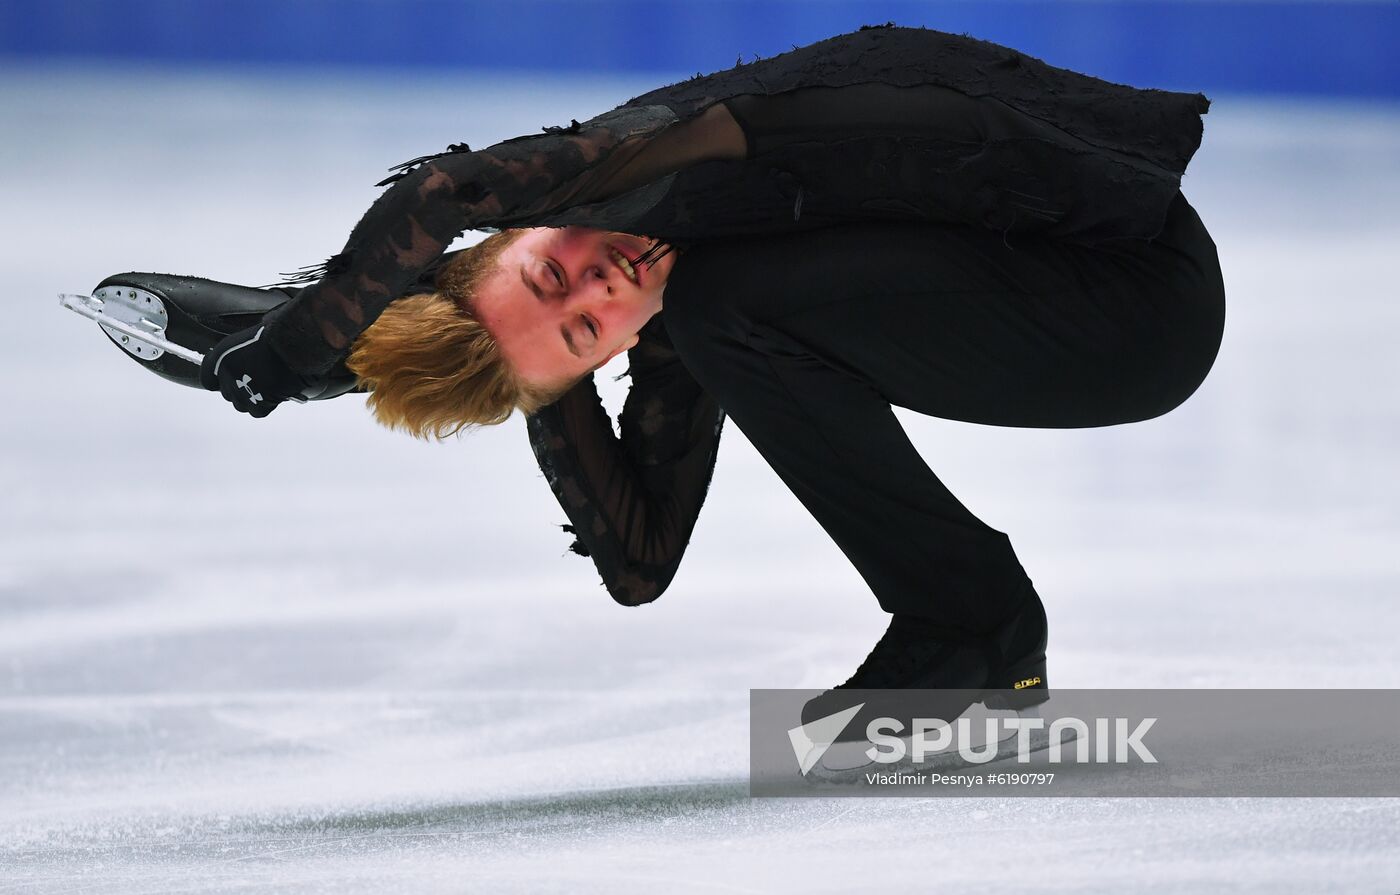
197 27 1223 648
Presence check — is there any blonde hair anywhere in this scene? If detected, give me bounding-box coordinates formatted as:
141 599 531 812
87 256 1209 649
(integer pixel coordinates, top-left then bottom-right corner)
346 229 572 439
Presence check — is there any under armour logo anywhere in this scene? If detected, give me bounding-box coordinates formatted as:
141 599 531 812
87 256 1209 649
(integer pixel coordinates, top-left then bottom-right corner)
236 374 263 405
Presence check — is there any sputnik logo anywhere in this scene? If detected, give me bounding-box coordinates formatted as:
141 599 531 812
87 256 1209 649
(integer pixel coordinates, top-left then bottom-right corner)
787 703 864 776
236 374 263 405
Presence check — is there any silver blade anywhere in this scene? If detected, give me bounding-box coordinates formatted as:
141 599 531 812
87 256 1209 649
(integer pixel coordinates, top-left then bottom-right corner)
58 292 206 366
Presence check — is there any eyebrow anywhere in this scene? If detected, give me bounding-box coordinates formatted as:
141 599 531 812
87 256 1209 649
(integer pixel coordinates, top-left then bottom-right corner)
520 265 542 300
521 264 580 358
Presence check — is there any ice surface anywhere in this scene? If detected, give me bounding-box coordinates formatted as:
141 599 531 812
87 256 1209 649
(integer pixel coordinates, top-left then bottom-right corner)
2 63 1398 892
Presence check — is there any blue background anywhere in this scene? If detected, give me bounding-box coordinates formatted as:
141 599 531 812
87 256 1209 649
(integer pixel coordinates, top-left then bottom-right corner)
2 0 1397 98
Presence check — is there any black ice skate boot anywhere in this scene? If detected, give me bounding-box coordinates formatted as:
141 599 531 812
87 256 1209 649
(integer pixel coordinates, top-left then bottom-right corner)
801 582 1049 742
67 273 360 400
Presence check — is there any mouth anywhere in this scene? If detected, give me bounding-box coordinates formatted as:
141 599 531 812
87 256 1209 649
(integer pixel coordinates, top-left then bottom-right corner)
606 244 642 288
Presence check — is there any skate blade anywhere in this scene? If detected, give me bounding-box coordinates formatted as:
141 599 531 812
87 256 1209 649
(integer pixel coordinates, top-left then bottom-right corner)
59 290 204 366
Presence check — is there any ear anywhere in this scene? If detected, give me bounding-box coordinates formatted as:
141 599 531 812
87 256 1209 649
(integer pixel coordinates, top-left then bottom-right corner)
596 332 641 370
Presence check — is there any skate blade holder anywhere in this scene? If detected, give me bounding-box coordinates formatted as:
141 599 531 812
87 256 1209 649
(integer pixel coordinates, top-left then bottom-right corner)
59 289 203 365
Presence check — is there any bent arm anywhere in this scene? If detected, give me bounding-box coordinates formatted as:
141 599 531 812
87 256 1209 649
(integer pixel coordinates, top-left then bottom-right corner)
526 317 725 607
262 104 745 377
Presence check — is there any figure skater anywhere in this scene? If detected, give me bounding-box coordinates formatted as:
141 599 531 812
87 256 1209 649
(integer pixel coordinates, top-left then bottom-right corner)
95 25 1225 718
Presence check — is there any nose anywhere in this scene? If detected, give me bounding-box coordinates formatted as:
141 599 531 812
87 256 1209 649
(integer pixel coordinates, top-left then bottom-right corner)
564 263 620 306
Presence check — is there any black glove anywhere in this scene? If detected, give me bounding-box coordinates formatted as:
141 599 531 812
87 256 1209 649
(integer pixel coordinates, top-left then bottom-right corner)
199 324 311 418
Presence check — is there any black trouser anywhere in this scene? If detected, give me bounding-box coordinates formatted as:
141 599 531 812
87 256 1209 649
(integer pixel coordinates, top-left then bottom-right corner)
661 192 1225 637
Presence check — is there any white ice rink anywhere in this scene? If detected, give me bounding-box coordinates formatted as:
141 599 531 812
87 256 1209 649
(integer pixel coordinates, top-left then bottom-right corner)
2 63 1399 892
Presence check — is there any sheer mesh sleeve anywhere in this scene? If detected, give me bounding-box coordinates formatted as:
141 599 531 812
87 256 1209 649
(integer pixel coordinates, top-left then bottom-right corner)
259 105 667 375
525 316 725 607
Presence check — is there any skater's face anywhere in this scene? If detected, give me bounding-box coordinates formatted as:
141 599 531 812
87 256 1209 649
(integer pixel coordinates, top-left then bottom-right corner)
470 227 675 389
